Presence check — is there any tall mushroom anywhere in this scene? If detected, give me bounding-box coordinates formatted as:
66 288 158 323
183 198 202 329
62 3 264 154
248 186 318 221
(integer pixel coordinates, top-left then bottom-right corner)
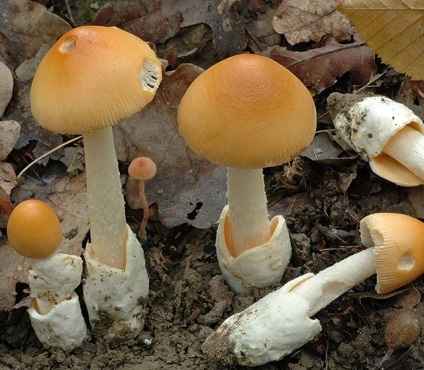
202 212 424 366
7 200 87 351
30 26 162 336
178 54 316 293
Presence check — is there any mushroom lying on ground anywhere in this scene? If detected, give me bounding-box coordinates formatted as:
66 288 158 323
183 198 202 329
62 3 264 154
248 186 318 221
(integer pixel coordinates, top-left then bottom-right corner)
178 54 316 294
202 212 424 366
7 200 87 351
128 156 157 237
30 26 162 336
328 93 424 187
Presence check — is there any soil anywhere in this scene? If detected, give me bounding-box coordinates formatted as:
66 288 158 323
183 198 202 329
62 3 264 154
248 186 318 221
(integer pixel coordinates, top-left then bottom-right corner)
2 1 424 370
2 158 424 370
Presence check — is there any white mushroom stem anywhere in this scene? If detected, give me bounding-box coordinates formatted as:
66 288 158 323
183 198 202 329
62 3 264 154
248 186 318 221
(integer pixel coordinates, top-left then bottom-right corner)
226 167 271 255
291 247 376 316
203 247 377 366
83 127 127 269
383 125 424 180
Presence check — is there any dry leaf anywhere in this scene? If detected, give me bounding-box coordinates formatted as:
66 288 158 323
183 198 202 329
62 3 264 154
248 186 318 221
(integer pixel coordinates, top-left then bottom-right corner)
0 0 71 68
270 38 376 93
338 0 424 80
273 0 354 45
0 62 13 117
94 0 247 58
0 120 20 161
119 64 227 229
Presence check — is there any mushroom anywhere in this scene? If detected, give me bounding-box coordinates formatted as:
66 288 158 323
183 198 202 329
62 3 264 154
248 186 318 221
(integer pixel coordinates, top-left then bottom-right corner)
30 25 162 336
202 212 424 366
178 54 316 293
128 156 157 237
7 199 87 351
328 93 424 187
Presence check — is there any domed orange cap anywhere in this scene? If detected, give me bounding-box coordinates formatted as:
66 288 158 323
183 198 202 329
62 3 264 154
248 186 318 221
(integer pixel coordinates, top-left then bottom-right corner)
128 157 157 181
360 213 424 294
30 26 162 134
178 54 316 169
7 200 62 258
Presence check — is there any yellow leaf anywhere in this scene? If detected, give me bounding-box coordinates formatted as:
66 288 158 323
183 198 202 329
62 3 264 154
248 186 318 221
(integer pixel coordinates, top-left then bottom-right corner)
338 0 424 80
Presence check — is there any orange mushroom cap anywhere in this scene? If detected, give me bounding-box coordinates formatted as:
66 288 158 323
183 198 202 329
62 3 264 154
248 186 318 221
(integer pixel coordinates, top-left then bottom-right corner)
128 157 157 181
7 200 62 259
30 26 162 135
178 54 317 169
360 213 424 294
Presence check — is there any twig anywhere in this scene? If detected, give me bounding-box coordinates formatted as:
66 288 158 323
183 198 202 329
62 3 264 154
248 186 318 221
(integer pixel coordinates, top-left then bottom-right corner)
17 136 83 179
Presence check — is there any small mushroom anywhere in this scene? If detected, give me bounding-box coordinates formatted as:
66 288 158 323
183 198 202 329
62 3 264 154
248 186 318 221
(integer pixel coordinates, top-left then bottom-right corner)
7 199 87 351
202 212 424 366
328 93 424 186
128 156 157 237
178 54 316 293
30 25 160 337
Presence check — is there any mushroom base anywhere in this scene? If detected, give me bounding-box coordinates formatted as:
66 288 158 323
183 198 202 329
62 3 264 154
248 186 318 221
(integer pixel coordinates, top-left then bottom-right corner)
29 292 87 352
202 273 321 366
83 224 149 338
216 205 291 294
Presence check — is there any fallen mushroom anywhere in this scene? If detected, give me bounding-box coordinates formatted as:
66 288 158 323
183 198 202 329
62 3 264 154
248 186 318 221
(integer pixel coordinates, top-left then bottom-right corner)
328 93 424 187
30 26 162 336
7 199 87 351
202 212 424 366
178 54 316 293
128 156 157 237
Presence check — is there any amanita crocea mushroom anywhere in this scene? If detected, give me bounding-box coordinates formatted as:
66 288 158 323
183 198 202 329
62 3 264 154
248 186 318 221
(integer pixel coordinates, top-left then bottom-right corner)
128 156 157 237
30 25 162 336
328 93 424 187
178 54 316 293
7 200 87 351
202 212 424 366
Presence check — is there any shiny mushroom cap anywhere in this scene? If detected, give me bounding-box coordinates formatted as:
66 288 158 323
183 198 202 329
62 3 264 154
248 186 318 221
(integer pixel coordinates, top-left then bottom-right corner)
178 53 316 169
7 200 62 259
360 213 424 294
30 26 162 135
128 156 157 181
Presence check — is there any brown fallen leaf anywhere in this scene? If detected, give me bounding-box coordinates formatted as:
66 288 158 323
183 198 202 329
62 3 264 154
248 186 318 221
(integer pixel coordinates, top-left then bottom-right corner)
270 38 377 93
338 0 424 80
273 0 354 45
0 0 71 68
0 171 89 311
94 0 247 58
120 63 227 229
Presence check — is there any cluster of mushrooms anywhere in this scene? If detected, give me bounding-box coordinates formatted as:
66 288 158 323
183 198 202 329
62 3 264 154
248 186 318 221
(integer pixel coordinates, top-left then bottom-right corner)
6 25 424 365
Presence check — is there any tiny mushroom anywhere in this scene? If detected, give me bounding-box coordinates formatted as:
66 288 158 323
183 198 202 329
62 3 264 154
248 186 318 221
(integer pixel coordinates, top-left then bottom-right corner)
178 54 316 293
30 25 162 336
128 156 157 237
202 212 424 366
7 199 87 351
328 93 424 187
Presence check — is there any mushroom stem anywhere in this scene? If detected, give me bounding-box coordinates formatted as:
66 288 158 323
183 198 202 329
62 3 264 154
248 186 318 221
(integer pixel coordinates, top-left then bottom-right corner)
83 127 127 270
139 180 149 236
226 167 271 256
382 125 424 180
291 247 376 316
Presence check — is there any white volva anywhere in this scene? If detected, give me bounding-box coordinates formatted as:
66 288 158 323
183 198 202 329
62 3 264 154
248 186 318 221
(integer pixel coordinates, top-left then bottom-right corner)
83 225 149 337
329 94 424 186
27 254 87 351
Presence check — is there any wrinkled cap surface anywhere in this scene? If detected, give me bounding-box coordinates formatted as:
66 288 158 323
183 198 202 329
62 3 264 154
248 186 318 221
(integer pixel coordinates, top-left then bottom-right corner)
178 54 316 169
30 26 162 134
